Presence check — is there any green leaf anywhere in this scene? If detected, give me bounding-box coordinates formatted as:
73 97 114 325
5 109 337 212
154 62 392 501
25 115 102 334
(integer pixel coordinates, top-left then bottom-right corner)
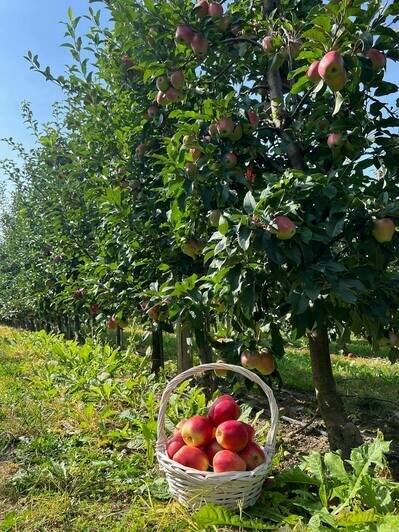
374 82 398 96
193 504 275 529
332 92 344 116
243 191 256 214
238 226 252 251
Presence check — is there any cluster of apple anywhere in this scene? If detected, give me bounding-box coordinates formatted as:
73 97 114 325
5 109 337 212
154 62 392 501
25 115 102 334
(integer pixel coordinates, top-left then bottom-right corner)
174 1 231 59
155 70 185 107
307 47 386 92
167 394 266 472
241 348 275 374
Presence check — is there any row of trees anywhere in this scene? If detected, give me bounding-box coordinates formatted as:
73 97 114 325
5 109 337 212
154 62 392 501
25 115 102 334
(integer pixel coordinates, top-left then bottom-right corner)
1 0 398 455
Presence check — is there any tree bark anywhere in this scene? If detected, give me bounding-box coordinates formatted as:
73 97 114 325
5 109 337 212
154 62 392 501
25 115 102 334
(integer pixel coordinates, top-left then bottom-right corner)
176 321 192 372
116 326 123 350
308 327 362 457
151 327 164 374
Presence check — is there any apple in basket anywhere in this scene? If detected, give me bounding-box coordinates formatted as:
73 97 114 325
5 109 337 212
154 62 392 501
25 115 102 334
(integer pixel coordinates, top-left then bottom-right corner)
173 445 209 470
215 420 249 452
239 441 266 470
181 415 214 447
213 449 247 472
208 395 240 426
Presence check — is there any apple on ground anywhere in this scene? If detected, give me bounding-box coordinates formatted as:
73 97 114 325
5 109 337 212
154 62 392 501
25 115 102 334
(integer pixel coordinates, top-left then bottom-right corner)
181 415 214 447
372 218 395 243
173 445 209 470
239 441 266 470
208 396 240 426
215 420 249 451
166 434 185 458
213 449 247 472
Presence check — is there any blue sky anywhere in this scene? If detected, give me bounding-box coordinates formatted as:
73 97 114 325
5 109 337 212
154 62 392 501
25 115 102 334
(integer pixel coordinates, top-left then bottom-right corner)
0 2 397 189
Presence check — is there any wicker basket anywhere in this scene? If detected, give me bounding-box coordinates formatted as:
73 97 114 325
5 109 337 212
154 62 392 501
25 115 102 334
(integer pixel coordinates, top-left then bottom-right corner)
156 362 279 510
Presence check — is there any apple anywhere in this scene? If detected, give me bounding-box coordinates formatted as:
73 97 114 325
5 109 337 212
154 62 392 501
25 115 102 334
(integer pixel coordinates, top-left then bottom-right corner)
240 349 257 369
217 15 230 31
215 420 249 452
367 48 386 70
135 143 147 159
241 422 255 441
271 215 296 240
73 288 85 300
253 349 275 375
181 415 214 447
173 419 187 435
208 397 240 426
122 54 134 70
208 122 218 137
166 434 185 458
170 70 185 90
191 33 209 57
185 162 197 175
209 2 223 17
165 86 182 103
318 51 344 79
326 69 347 92
213 450 247 472
205 439 223 461
307 60 321 82
246 111 259 131
173 446 209 470
182 240 203 258
146 105 158 120
230 124 243 142
156 91 168 106
372 218 395 243
156 75 169 92
90 303 100 316
327 132 344 149
222 152 237 169
208 209 221 227
214 359 228 377
189 148 202 162
175 24 194 45
194 0 209 18
217 117 234 137
262 35 275 53
239 442 266 470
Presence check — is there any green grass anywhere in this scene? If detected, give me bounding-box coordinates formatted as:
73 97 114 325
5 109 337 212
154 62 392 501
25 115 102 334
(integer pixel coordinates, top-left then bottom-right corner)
0 326 398 530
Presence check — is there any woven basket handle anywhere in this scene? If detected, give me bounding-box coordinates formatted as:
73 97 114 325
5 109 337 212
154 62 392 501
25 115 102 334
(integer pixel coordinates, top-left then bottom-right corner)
157 363 279 454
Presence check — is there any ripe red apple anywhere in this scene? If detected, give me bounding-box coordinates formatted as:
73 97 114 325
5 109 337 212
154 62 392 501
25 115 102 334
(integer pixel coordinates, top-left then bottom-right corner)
318 51 344 79
156 75 169 92
222 152 237 169
327 132 344 150
307 60 321 82
271 215 296 240
217 15 230 31
367 48 386 70
194 0 209 18
173 419 187 435
205 439 223 461
213 449 247 472
217 117 234 137
173 446 209 470
239 442 266 470
215 420 249 452
175 24 194 45
372 218 395 243
246 111 259 131
166 434 185 458
170 70 185 89
191 33 209 57
146 105 158 120
240 349 257 369
208 397 240 426
262 35 274 53
253 349 275 375
326 69 347 92
181 415 214 447
209 2 223 17
240 422 255 441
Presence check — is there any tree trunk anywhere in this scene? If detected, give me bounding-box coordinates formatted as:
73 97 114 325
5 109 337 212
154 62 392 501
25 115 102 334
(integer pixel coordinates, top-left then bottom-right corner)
176 321 192 372
74 315 83 344
194 325 216 398
308 327 362 457
151 327 164 374
116 326 123 350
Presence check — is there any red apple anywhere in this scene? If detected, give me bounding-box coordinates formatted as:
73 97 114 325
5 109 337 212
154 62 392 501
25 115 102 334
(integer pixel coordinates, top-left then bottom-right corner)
367 48 386 70
217 15 230 31
182 240 203 258
213 450 247 472
181 416 213 447
372 218 395 243
326 69 347 92
90 303 100 316
209 2 223 17
166 434 185 458
253 349 275 375
156 91 168 106
271 215 296 240
156 75 169 92
318 51 344 79
327 132 344 149
173 446 209 470
240 422 255 441
170 70 185 89
215 420 249 452
173 419 187 436
240 349 257 369
194 0 209 18
262 35 274 53
307 60 321 82
175 24 194 45
239 441 266 470
165 86 182 103
106 316 118 330
208 397 240 426
222 152 237 169
246 111 259 131
204 439 223 461
191 33 209 57
217 117 234 137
